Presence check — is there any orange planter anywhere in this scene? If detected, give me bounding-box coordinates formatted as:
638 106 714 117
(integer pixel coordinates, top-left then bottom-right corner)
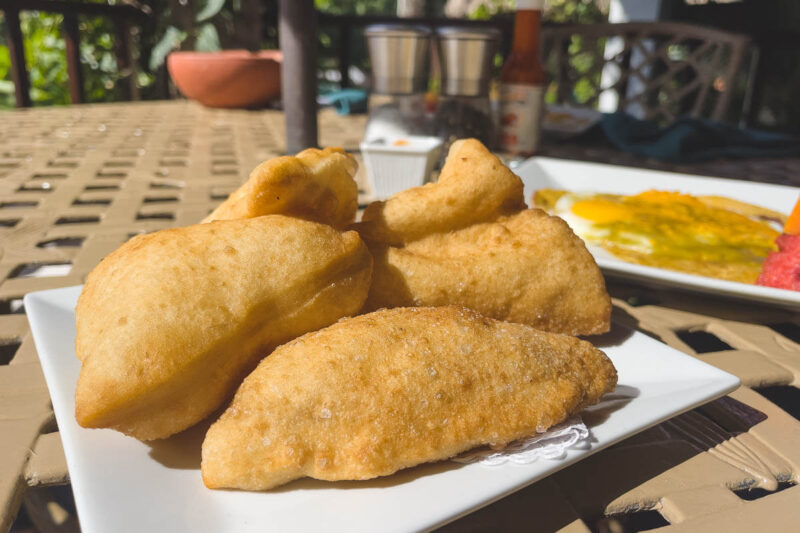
167 50 282 109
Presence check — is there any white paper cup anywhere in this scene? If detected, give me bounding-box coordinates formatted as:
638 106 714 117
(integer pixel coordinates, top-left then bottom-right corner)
360 136 443 198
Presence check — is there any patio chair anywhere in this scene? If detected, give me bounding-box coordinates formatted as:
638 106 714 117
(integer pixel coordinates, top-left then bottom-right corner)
541 22 751 123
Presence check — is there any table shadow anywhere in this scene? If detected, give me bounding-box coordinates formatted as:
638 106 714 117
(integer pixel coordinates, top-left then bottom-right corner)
584 312 637 348
582 384 640 428
147 416 214 470
264 460 464 493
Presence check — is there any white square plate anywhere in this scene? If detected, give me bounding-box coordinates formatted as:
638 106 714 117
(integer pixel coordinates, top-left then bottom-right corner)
26 286 740 533
516 157 800 309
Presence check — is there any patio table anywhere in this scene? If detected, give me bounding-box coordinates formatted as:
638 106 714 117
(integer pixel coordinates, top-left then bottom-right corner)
1 100 799 532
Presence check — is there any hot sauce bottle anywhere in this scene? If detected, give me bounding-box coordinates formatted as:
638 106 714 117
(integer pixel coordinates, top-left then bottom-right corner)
499 0 546 155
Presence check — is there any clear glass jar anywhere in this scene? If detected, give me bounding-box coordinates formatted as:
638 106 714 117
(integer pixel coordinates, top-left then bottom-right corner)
364 93 431 141
434 95 495 156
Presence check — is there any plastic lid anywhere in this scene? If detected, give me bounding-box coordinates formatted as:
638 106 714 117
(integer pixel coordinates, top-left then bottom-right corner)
435 26 501 41
517 0 544 9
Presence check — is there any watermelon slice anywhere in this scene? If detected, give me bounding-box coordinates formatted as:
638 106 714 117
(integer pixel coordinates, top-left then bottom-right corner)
757 195 800 290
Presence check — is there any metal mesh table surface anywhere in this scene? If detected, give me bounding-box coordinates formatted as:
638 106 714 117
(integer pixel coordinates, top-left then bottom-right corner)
1 101 799 533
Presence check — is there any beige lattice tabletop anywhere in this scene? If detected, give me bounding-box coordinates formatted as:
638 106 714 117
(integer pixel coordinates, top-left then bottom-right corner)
2 101 799 533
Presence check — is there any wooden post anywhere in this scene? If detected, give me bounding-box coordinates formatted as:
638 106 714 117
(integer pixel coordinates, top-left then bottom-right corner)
113 17 139 101
279 0 318 153
338 23 350 89
63 13 84 104
4 8 31 108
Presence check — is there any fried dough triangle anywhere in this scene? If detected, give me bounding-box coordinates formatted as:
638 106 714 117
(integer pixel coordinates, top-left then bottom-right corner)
363 209 612 335
75 215 372 440
357 139 526 245
201 306 617 490
204 147 358 228
354 139 611 336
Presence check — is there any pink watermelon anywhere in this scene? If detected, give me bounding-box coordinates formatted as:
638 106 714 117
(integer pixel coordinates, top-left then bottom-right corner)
757 234 800 290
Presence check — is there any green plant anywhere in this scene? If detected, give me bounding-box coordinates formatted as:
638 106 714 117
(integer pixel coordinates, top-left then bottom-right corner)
0 12 69 105
148 0 225 71
0 10 126 106
80 15 129 103
546 0 606 24
315 0 396 15
466 0 513 20
466 0 605 21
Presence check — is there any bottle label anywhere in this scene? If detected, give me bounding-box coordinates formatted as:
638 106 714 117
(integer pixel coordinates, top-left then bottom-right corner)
499 83 544 155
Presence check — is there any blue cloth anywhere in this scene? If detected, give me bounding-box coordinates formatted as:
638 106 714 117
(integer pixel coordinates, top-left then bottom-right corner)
594 112 800 163
319 89 367 115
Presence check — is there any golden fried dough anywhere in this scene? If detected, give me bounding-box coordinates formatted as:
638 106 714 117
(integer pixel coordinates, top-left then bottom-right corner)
353 138 610 335
203 147 358 228
357 139 525 245
201 306 617 490
363 209 612 335
75 216 372 440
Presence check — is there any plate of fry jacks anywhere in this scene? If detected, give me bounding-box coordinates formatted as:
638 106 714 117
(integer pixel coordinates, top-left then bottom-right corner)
27 140 739 533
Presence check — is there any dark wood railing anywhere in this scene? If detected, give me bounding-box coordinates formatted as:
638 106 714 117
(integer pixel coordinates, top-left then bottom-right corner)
0 0 149 107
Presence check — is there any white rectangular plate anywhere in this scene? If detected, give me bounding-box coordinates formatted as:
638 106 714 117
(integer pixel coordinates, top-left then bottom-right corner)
26 286 740 533
516 157 800 309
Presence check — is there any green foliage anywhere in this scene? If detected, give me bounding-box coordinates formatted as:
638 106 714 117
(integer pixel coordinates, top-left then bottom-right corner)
546 0 606 24
23 13 69 105
315 0 396 15
562 35 607 105
196 0 227 23
467 0 513 20
467 0 604 22
0 45 13 108
149 26 185 71
0 12 70 106
195 23 221 51
148 0 226 70
80 15 126 103
0 10 130 106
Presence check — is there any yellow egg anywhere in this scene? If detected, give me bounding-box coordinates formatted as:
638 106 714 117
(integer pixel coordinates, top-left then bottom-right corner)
549 193 608 242
570 199 631 224
533 188 780 284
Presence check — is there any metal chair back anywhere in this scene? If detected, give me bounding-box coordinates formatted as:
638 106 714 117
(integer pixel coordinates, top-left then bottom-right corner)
541 22 750 123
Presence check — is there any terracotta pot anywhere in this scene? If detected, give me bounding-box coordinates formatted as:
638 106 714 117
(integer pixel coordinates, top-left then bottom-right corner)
167 50 282 109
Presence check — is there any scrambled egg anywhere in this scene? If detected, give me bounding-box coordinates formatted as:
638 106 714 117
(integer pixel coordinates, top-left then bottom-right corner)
533 189 785 283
